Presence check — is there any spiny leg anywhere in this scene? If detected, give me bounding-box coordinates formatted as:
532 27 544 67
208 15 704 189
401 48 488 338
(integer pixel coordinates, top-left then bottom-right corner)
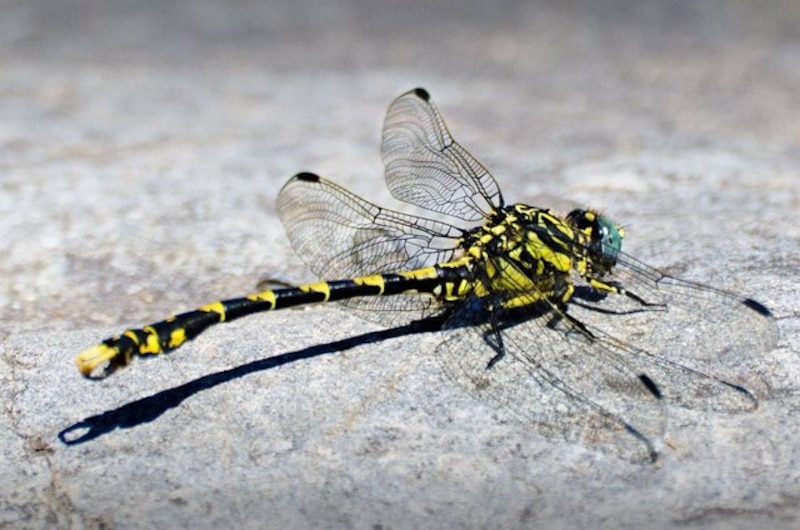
485 307 507 370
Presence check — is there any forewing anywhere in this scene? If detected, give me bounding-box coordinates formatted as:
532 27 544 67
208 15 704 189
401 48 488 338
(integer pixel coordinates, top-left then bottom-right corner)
382 88 503 222
276 173 462 322
583 250 778 391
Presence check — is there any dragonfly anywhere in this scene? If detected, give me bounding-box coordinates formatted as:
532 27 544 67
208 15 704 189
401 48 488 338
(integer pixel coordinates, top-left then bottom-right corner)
76 88 777 462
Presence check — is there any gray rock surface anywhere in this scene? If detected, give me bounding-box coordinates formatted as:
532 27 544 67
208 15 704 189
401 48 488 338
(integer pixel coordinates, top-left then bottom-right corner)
1 1 798 528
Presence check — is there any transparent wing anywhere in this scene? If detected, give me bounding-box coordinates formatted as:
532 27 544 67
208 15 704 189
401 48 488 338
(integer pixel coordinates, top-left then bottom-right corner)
437 312 664 463
382 88 503 222
276 172 463 321
436 251 767 462
587 250 779 380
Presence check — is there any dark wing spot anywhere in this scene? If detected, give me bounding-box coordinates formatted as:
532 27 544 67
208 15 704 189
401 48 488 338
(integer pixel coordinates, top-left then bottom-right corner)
413 87 430 101
743 298 773 317
638 373 662 400
295 172 321 183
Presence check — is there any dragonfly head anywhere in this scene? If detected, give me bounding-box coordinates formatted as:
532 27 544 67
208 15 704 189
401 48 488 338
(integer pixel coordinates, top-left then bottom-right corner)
566 209 625 271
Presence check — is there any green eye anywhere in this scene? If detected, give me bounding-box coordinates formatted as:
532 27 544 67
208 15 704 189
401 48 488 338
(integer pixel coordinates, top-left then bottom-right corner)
596 214 623 259
566 209 624 260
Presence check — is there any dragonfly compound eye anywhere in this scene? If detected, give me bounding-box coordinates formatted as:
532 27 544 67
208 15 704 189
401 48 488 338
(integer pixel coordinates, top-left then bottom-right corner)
567 209 624 261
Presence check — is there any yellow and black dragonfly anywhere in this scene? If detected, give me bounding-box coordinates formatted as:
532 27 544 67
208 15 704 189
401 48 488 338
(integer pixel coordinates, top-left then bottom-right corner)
76 88 777 462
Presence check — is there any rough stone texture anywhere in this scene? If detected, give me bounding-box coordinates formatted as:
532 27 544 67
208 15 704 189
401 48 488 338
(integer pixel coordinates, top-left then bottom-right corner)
1 1 798 529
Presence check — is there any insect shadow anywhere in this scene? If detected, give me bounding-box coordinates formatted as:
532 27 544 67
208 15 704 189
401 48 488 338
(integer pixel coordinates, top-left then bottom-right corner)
58 316 444 446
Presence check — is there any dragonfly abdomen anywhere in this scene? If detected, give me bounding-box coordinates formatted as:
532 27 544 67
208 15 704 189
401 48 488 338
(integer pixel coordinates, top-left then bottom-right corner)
76 266 468 378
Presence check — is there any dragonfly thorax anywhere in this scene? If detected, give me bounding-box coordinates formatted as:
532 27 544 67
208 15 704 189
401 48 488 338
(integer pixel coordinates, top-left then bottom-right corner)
453 204 586 306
